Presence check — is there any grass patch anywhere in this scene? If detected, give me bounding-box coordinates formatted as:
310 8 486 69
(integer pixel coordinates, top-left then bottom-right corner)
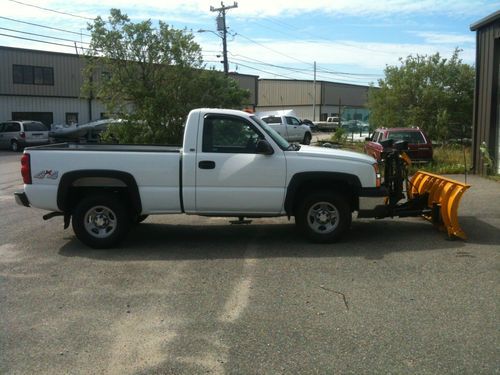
413 145 471 175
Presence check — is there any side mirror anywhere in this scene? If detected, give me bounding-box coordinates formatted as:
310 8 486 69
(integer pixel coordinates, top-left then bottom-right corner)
365 137 372 142
256 139 274 155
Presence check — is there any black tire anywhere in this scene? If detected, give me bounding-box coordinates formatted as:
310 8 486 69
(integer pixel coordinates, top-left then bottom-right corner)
295 191 351 243
11 140 21 152
72 193 130 249
301 132 312 145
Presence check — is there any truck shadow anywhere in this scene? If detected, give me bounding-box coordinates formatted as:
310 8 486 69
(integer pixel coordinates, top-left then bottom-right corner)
58 216 498 261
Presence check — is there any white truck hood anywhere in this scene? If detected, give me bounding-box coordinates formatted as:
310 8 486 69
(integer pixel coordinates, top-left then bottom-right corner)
296 145 376 165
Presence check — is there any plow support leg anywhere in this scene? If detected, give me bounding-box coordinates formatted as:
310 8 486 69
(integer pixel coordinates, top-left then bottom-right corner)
410 171 471 240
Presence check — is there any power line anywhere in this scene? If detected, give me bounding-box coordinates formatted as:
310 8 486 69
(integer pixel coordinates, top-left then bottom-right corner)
234 31 383 80
259 16 395 57
205 59 297 80
0 32 89 51
7 0 95 20
0 26 91 45
0 16 91 37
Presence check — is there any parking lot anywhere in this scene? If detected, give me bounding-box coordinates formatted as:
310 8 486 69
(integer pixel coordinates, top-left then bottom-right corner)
0 150 498 374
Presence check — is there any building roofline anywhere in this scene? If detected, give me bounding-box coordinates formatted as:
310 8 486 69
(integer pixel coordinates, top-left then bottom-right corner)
0 45 82 58
258 78 373 89
0 45 259 80
228 72 260 79
470 10 500 31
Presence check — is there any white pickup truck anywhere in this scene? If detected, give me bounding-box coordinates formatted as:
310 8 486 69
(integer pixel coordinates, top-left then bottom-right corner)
15 108 386 248
258 113 312 145
314 116 341 131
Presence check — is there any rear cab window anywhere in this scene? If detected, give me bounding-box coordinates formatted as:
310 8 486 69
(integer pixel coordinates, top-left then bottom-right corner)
261 116 282 124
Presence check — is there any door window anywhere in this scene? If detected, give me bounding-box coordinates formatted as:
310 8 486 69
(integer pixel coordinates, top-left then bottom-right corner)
285 116 300 126
202 116 263 153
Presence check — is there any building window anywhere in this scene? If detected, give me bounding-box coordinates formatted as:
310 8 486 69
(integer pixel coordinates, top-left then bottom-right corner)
66 113 78 125
13 65 54 85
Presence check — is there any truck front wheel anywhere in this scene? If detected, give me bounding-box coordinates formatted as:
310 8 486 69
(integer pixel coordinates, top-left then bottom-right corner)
296 191 351 243
72 193 130 248
301 132 312 145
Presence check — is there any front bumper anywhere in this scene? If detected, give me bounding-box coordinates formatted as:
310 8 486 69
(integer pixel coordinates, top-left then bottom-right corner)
357 187 388 218
14 191 30 207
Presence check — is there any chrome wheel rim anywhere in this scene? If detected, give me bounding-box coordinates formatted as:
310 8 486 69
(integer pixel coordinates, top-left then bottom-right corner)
84 205 117 238
11 142 18 151
307 201 339 234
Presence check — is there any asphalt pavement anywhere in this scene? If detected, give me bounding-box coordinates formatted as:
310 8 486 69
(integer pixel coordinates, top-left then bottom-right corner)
0 150 498 374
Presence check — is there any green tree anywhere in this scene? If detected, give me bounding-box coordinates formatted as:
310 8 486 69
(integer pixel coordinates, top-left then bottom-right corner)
367 49 474 142
83 9 249 144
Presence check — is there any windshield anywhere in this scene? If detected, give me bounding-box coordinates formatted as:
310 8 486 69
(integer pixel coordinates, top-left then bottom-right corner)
250 116 290 150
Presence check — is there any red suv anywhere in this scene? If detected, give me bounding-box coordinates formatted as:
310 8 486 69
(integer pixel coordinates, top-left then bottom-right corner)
365 127 433 162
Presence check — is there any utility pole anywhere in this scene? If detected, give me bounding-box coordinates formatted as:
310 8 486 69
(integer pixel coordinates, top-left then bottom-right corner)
313 61 317 121
210 1 238 76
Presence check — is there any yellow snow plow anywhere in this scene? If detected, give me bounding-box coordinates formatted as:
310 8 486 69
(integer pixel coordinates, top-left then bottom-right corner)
360 139 471 240
409 171 471 240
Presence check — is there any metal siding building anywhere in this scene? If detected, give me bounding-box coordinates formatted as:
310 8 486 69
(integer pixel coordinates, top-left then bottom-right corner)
0 46 258 126
257 79 370 121
471 11 500 175
0 47 102 126
228 72 259 109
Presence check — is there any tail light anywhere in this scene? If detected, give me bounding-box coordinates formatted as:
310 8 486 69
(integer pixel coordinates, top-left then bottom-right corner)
19 131 26 139
21 153 31 184
372 163 381 188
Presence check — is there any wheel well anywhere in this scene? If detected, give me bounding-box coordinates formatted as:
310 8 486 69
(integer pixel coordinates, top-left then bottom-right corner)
57 171 142 215
285 173 361 216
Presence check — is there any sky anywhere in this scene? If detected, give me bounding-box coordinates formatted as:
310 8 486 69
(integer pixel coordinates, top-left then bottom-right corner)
1 0 499 86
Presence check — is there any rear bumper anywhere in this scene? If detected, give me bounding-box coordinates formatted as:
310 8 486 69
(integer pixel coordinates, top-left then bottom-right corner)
14 191 30 207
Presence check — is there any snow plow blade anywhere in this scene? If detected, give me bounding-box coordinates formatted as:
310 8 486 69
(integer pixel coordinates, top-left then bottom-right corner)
409 171 471 240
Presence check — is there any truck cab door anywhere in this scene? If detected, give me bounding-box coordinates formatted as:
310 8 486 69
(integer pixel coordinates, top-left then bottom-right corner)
195 114 286 215
285 116 302 141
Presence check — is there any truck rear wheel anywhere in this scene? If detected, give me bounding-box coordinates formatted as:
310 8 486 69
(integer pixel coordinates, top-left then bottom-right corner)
296 191 350 243
72 193 130 248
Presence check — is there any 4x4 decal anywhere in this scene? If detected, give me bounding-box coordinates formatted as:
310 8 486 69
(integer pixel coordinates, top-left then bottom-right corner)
34 170 59 180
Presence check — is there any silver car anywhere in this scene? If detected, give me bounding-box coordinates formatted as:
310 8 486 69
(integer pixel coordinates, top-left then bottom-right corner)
0 121 50 151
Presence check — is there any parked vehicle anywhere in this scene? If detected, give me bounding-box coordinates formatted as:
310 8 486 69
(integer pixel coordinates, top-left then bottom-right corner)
365 127 433 162
313 116 341 131
258 111 312 145
0 121 49 151
14 108 468 248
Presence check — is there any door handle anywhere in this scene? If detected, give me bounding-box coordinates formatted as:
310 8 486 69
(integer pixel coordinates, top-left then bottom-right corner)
198 160 216 169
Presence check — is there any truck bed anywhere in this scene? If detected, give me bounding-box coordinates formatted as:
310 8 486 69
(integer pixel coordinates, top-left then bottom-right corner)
28 143 181 153
24 142 183 214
